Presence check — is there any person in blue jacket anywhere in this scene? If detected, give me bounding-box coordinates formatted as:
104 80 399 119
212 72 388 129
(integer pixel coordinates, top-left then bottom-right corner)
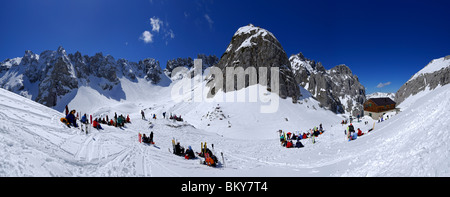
352 132 358 140
65 110 78 128
80 114 88 124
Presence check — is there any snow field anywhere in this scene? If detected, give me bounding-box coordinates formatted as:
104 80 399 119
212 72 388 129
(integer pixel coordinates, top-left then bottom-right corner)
1 80 450 176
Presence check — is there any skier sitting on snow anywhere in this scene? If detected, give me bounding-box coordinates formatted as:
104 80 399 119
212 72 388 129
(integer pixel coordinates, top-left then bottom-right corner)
314 128 320 137
204 153 216 167
352 132 358 140
174 142 185 156
286 140 293 148
295 139 304 148
126 115 130 123
291 133 297 140
142 134 150 144
66 110 78 128
93 118 103 130
357 128 364 136
185 146 195 159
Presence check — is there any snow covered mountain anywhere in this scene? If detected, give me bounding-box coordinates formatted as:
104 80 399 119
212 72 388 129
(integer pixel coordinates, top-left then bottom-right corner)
208 24 301 103
0 46 170 111
290 53 366 116
395 55 450 105
366 92 395 101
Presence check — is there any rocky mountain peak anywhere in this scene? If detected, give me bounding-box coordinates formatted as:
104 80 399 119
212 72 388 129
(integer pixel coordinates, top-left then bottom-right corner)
211 24 301 102
290 53 366 116
330 64 352 75
57 46 66 54
396 55 450 104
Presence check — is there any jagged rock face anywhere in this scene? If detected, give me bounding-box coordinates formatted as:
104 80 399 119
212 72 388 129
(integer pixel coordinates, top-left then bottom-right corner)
396 55 450 104
139 58 163 84
36 56 78 106
0 46 165 108
210 24 301 102
164 54 219 80
290 53 366 116
329 65 366 116
88 53 119 84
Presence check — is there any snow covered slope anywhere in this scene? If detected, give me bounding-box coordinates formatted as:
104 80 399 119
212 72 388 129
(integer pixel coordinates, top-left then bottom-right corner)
409 56 450 82
2 75 450 177
366 92 395 101
396 55 450 105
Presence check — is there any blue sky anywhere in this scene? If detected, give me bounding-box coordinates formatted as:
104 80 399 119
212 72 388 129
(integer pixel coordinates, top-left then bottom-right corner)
1 0 449 94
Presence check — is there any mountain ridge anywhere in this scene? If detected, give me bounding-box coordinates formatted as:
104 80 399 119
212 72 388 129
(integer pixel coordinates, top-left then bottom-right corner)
0 46 169 109
289 52 366 116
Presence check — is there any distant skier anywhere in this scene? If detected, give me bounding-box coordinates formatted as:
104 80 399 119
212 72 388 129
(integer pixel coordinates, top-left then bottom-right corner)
114 112 118 126
141 110 145 120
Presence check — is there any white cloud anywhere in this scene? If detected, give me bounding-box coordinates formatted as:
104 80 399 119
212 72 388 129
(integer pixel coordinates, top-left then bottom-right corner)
204 14 214 29
140 16 175 45
140 31 153 43
377 81 391 88
150 17 163 33
165 29 175 39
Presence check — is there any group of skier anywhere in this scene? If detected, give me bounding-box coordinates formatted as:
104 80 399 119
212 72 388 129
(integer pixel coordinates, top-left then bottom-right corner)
170 139 219 167
345 120 375 141
279 124 325 148
138 114 220 168
139 134 219 167
141 110 183 122
61 105 134 133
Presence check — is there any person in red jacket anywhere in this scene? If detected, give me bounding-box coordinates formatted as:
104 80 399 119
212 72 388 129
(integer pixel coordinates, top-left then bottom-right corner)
126 115 131 123
286 140 293 148
93 118 103 130
357 128 364 136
